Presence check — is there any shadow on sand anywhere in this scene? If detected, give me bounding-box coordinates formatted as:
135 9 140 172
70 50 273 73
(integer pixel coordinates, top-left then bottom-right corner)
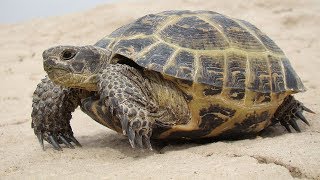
75 123 299 158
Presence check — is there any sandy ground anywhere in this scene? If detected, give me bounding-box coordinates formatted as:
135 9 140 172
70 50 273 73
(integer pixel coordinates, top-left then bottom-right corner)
0 0 319 179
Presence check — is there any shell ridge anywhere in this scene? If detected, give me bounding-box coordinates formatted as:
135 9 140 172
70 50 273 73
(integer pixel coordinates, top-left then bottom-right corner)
162 49 181 75
193 52 201 84
196 14 231 45
244 52 250 105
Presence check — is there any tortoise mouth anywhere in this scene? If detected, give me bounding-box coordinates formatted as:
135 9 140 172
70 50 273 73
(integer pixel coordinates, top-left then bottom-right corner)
47 68 72 84
47 69 98 91
43 58 70 72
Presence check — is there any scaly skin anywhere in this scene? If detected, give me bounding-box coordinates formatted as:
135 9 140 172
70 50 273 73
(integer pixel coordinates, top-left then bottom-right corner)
31 76 87 150
97 64 162 149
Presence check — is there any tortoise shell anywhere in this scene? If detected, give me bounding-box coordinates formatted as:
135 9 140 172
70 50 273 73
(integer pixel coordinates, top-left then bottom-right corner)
93 10 306 138
95 10 305 94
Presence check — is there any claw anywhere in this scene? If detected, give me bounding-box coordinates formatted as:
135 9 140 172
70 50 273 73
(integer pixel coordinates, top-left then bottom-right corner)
48 135 62 151
284 124 292 133
121 116 129 135
128 127 136 148
289 120 301 132
280 121 292 133
302 106 315 114
59 135 75 149
295 111 310 126
142 135 152 150
37 133 44 150
109 98 118 115
69 135 82 147
135 132 143 148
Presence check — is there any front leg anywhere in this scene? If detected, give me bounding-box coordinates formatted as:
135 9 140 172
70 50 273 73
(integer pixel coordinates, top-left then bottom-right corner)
31 76 82 150
98 64 159 149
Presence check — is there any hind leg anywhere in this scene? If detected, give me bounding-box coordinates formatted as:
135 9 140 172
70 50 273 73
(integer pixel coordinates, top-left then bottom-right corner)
98 64 161 149
272 95 315 132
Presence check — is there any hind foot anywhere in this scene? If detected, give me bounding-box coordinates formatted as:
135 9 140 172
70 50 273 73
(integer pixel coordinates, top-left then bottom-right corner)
272 95 315 132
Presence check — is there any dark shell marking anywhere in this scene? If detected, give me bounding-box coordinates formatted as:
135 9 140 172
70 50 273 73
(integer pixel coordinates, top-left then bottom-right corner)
164 50 195 79
203 86 222 96
248 56 271 92
136 43 175 72
219 111 270 138
226 52 247 89
198 54 224 87
166 105 236 139
268 55 286 93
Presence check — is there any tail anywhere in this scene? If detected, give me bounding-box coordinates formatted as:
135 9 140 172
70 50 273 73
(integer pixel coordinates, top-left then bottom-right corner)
272 95 315 132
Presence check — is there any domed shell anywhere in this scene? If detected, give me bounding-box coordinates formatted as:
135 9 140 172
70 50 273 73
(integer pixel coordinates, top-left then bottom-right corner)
95 10 305 94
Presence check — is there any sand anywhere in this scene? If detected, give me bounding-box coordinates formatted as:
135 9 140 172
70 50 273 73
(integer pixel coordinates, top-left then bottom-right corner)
0 0 319 179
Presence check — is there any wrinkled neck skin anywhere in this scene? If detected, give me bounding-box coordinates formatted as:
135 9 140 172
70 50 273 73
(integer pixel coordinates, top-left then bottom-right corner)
144 70 191 125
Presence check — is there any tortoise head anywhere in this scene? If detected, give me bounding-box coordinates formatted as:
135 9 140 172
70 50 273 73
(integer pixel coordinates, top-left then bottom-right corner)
43 45 111 91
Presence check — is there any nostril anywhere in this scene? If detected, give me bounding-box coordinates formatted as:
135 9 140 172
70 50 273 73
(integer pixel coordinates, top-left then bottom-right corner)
61 49 76 60
43 59 57 71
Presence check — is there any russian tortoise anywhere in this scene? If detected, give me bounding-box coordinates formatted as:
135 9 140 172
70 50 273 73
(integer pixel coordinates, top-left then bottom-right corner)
31 10 314 150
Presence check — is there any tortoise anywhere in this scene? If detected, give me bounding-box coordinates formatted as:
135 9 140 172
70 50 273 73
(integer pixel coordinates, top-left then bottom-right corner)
31 10 314 150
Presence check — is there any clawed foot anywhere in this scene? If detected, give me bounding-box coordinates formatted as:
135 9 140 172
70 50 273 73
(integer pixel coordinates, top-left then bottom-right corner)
120 117 153 150
33 128 81 151
280 105 315 133
31 77 82 151
277 96 315 133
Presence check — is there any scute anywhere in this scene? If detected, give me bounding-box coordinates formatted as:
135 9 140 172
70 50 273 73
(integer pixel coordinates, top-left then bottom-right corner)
282 58 305 92
96 10 305 93
268 55 286 93
122 14 168 37
238 20 284 54
136 43 175 72
225 52 247 89
159 16 229 50
197 54 224 87
248 55 271 92
113 37 156 58
164 50 195 80
210 15 265 51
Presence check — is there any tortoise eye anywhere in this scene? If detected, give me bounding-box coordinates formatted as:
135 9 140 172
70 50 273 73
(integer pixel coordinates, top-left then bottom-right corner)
61 49 76 60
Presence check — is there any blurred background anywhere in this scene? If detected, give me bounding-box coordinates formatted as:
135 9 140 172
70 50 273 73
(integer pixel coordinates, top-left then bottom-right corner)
0 0 128 23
